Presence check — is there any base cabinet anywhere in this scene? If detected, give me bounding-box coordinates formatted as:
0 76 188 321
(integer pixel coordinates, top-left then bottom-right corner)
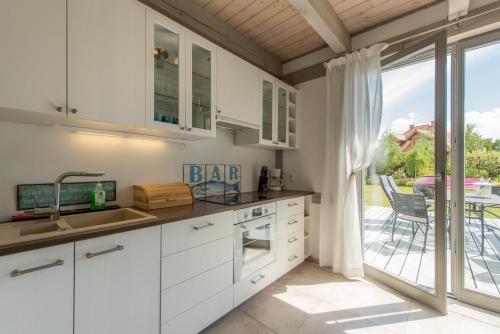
0 244 74 334
74 226 161 334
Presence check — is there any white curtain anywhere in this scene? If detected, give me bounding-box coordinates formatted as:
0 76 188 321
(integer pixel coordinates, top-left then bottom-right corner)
319 43 387 279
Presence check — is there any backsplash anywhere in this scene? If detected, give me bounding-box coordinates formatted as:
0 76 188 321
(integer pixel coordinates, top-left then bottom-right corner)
0 121 275 221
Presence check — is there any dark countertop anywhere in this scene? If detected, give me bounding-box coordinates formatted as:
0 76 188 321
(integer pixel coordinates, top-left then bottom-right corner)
0 190 313 256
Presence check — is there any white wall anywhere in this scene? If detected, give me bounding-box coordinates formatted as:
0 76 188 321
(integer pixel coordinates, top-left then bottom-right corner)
283 76 326 193
0 121 275 221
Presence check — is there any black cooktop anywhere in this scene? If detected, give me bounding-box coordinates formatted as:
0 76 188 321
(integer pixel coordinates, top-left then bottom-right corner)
197 192 271 206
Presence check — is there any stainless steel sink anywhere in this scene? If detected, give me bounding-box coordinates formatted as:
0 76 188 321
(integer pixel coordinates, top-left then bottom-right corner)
62 208 156 230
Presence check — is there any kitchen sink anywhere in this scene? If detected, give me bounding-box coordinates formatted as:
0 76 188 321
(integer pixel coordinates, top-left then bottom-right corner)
62 208 155 230
18 220 65 236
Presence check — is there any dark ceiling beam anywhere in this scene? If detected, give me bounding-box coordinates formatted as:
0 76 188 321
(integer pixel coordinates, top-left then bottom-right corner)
138 0 282 77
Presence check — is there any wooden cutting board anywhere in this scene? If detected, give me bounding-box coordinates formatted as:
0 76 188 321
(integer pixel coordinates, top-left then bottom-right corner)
133 183 193 210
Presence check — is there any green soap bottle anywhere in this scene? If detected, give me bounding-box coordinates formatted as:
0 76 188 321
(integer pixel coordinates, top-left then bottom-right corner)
90 182 106 210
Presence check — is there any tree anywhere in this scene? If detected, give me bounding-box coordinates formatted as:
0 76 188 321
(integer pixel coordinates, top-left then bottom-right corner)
465 124 483 152
405 133 434 177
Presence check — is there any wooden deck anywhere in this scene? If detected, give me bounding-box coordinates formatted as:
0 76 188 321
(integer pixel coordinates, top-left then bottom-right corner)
364 206 500 297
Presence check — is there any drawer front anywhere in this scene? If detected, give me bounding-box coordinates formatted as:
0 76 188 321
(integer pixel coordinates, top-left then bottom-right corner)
161 286 233 334
276 213 304 239
162 236 233 289
161 261 233 322
277 232 304 277
234 261 277 307
277 196 304 220
162 211 233 256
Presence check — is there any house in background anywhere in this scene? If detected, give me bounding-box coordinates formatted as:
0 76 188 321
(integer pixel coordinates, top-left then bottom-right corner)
395 121 435 151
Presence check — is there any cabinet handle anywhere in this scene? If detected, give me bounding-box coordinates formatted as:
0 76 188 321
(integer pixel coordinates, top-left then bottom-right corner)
70 108 78 114
288 237 298 244
193 222 214 230
251 274 265 284
217 109 222 114
187 128 192 131
86 245 124 258
288 202 298 207
10 259 64 277
272 141 279 144
180 126 185 130
288 219 299 225
288 255 298 262
56 106 64 112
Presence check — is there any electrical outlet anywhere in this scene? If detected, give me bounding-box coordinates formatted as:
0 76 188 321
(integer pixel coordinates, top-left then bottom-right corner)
289 173 295 181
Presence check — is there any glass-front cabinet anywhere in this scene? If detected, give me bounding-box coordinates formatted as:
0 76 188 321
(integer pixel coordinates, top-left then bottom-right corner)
146 10 215 138
276 83 288 147
147 11 185 133
186 33 216 137
259 72 289 147
261 74 275 144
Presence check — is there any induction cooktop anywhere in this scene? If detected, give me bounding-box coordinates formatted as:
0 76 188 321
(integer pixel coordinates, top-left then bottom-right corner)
197 192 271 206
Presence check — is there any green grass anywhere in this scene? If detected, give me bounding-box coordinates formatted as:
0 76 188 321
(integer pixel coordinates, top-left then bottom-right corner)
363 184 500 219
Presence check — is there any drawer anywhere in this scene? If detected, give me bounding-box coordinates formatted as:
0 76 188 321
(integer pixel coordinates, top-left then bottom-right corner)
161 286 233 334
277 231 304 277
277 196 304 220
234 261 277 307
162 236 233 289
162 211 233 256
276 213 304 239
161 261 233 323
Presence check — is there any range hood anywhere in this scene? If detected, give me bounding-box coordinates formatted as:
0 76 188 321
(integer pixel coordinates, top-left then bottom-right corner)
216 115 259 131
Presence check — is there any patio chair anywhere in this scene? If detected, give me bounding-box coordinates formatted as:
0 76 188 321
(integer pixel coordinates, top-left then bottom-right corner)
391 192 432 252
413 181 435 200
379 175 396 226
387 175 401 193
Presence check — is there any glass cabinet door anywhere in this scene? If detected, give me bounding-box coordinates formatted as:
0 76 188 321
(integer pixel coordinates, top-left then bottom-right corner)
277 85 288 145
147 11 185 131
261 77 274 143
186 33 216 137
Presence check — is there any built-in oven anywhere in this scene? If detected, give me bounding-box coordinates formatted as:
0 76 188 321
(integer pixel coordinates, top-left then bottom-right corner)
233 203 276 282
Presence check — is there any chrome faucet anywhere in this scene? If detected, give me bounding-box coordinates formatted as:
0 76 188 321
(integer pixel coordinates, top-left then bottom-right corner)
51 172 105 221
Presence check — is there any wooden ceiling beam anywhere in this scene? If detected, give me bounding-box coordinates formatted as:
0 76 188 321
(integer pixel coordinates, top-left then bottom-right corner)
288 0 350 53
448 0 470 20
138 0 282 76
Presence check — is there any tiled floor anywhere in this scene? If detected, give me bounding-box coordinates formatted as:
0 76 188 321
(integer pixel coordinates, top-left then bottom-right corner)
203 261 500 334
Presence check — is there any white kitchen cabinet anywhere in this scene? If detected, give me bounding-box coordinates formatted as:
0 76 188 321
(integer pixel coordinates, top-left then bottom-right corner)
147 8 186 134
74 226 161 334
0 244 74 334
186 32 217 138
0 0 66 115
67 0 146 126
235 73 295 150
216 47 260 128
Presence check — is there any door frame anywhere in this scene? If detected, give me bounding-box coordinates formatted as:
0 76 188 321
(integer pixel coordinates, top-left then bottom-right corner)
454 29 500 314
363 30 449 314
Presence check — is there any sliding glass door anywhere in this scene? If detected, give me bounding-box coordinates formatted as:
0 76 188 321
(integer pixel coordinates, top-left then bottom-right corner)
363 31 448 313
455 30 500 313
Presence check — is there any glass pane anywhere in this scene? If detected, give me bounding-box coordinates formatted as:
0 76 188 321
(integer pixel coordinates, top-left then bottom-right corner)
192 44 211 131
262 80 273 141
153 24 179 125
277 87 287 143
463 42 500 297
243 222 272 265
363 44 438 294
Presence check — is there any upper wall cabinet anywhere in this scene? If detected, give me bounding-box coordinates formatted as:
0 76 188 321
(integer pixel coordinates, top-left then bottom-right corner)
186 33 217 137
0 0 66 115
216 47 260 128
235 73 296 150
146 10 216 138
67 0 146 127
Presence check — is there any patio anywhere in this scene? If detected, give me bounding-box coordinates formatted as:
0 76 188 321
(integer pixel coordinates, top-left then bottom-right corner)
364 206 500 297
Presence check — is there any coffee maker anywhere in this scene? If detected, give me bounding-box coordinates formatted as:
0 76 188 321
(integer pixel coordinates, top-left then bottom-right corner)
268 169 284 191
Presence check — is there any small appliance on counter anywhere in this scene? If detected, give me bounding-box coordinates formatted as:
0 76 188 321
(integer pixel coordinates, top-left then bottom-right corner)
258 166 269 192
268 169 284 191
